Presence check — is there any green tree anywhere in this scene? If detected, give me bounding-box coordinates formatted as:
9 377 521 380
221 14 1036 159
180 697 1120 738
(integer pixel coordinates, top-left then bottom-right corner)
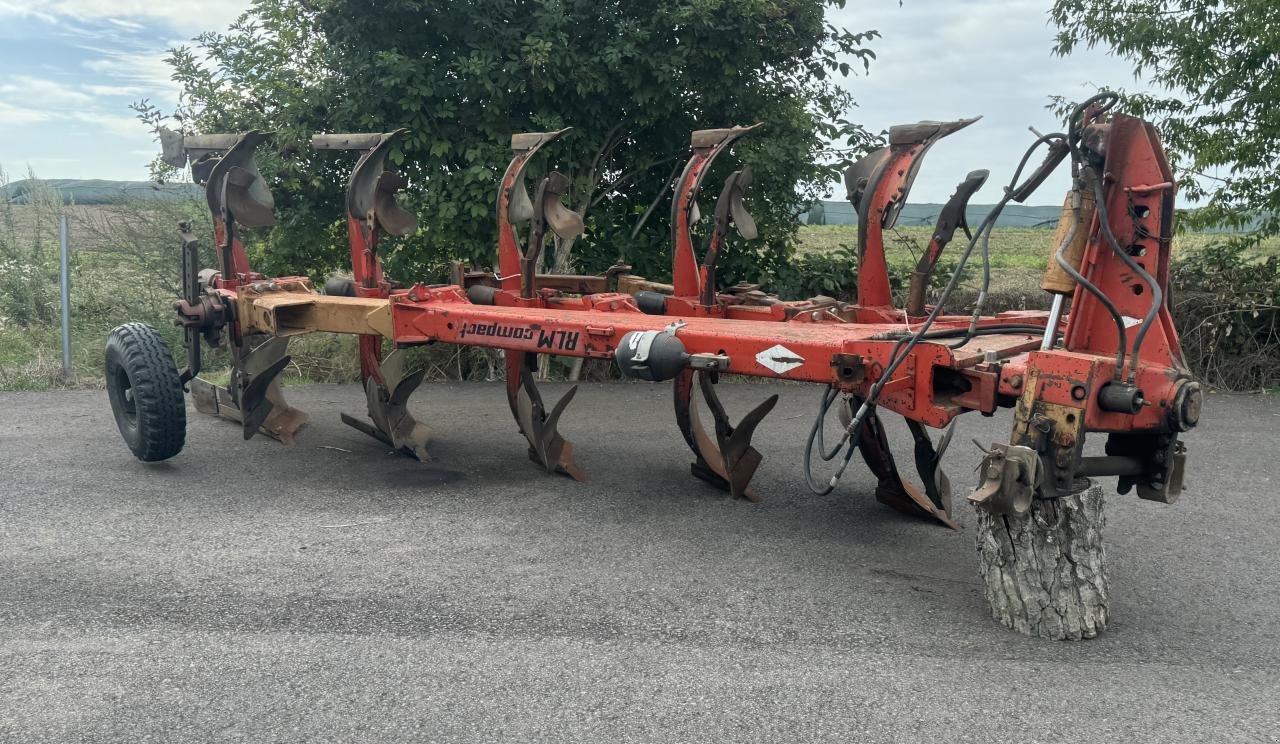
139 0 879 288
1051 0 1279 241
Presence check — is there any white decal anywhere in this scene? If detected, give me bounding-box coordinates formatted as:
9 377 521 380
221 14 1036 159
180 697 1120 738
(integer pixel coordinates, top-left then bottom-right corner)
755 344 805 375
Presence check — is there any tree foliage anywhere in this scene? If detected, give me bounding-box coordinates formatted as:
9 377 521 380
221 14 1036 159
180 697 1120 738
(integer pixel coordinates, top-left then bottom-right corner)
1051 0 1279 240
138 0 879 287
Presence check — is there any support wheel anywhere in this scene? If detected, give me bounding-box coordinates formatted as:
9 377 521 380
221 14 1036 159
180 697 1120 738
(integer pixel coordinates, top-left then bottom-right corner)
974 482 1108 640
105 322 186 461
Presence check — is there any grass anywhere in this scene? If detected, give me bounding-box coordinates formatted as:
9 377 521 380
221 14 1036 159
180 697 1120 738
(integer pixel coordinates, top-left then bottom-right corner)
798 225 1050 296
796 224 1280 295
797 224 1280 262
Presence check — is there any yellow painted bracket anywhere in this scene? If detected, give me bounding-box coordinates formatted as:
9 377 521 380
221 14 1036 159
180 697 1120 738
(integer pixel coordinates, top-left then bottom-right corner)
236 280 393 339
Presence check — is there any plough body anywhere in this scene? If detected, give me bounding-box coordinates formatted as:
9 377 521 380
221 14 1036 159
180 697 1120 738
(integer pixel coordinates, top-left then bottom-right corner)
109 95 1199 544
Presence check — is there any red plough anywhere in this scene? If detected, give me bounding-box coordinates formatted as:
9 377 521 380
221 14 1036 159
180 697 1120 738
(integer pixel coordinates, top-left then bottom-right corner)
106 94 1200 631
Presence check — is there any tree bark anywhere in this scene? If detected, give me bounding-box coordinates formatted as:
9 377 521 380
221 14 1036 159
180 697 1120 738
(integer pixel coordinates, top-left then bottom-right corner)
631 160 682 240
974 484 1109 641
551 234 578 275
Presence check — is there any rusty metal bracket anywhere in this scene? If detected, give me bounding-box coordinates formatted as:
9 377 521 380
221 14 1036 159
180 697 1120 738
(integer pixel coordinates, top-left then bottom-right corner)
842 396 958 529
506 351 584 481
969 442 1041 515
190 336 310 445
674 369 777 501
312 129 418 240
340 348 431 459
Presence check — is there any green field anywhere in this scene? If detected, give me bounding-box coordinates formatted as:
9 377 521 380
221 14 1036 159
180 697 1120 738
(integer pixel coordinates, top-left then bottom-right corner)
797 224 1280 261
796 224 1280 294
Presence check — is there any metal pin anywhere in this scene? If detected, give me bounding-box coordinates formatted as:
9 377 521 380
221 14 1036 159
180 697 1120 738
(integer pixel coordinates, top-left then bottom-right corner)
1041 294 1065 350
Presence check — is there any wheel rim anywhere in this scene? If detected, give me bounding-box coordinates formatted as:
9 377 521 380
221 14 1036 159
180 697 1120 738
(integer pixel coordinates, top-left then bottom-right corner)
113 367 137 427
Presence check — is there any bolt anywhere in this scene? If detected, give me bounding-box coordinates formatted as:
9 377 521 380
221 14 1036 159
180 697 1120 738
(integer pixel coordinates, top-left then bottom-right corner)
1071 385 1087 401
1009 374 1023 389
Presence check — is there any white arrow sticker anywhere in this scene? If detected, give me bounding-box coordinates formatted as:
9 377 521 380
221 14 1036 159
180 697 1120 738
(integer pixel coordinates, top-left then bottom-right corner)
755 344 805 375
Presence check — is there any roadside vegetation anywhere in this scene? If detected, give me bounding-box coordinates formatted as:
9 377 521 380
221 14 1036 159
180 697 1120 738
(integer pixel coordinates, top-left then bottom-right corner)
0 174 533 391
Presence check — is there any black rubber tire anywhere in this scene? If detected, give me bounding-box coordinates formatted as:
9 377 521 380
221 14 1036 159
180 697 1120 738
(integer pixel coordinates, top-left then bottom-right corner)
105 322 186 461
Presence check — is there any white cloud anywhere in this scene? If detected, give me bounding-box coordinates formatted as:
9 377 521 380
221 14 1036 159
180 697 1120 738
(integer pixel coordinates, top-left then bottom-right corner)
826 0 1154 202
0 101 52 126
1 0 241 179
70 111 148 139
105 17 147 31
0 1 56 24
0 75 94 105
0 0 248 36
83 84 147 97
82 50 179 95
0 74 147 142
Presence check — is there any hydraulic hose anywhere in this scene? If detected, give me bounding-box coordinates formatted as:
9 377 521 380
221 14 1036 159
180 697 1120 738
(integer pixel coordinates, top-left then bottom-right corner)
1062 90 1155 382
1090 173 1162 382
802 91 1145 494
802 135 1068 494
1051 178 1128 376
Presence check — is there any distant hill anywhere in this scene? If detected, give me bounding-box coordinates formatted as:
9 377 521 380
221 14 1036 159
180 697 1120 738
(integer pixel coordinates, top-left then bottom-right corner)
801 200 1061 229
5 182 1256 233
3 179 1059 223
4 179 202 205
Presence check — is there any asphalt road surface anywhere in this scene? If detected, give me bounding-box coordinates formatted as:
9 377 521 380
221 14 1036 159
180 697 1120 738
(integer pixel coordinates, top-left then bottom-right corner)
2 383 1278 743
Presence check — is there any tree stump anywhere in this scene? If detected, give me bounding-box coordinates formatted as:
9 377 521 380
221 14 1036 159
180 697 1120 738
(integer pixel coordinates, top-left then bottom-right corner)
974 483 1108 640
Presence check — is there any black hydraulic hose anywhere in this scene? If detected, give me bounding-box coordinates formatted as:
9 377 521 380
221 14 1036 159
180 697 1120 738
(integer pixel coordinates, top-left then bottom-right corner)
1069 92 1119 141
1059 90 1146 381
947 133 1068 350
897 134 1065 360
812 386 846 462
802 133 1072 495
1050 183 1128 377
803 385 845 496
874 324 1058 342
1089 172 1163 382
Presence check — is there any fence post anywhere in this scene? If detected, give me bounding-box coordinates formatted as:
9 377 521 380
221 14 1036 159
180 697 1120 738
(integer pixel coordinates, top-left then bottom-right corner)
58 213 72 379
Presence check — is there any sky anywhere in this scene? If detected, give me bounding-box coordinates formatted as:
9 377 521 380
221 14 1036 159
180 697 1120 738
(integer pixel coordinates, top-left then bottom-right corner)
0 0 245 183
0 0 1143 204
828 0 1146 204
